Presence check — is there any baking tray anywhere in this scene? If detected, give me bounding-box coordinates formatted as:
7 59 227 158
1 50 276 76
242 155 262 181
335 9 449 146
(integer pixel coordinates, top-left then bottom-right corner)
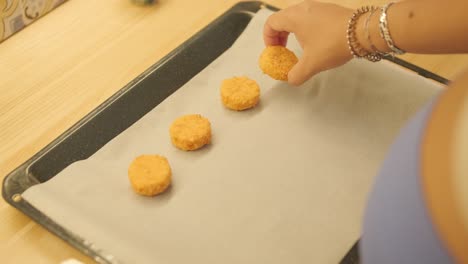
2 1 448 263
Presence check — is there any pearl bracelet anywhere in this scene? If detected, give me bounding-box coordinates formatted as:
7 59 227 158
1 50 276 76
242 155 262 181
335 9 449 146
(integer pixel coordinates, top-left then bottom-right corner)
346 6 382 62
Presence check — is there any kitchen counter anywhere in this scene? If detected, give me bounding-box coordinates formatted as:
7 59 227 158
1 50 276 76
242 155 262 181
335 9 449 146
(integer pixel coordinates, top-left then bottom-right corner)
1 0 467 263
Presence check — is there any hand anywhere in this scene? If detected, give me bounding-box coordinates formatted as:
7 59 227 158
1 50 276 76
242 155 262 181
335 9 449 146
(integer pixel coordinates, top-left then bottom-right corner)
264 0 354 86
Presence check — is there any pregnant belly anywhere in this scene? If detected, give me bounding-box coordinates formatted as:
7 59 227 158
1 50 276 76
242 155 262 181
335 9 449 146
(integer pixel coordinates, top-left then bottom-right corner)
361 81 468 264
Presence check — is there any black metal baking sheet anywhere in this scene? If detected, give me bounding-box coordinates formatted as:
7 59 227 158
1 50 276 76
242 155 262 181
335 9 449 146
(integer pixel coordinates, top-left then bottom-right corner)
2 1 447 263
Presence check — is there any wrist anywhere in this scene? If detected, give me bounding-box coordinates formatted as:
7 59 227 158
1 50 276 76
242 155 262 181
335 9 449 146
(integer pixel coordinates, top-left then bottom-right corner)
355 9 391 54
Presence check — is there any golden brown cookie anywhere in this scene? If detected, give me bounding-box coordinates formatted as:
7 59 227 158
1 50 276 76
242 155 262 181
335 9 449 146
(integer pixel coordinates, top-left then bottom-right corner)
220 77 260 111
169 114 211 151
128 155 172 196
259 46 298 81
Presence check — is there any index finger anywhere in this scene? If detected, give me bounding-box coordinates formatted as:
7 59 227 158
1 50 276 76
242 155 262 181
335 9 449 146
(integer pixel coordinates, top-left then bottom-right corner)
263 10 295 46
264 24 290 46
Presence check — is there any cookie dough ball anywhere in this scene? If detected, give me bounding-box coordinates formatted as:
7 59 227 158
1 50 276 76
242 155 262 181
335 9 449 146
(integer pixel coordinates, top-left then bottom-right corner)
128 155 172 196
169 114 211 151
220 77 260 111
259 46 298 81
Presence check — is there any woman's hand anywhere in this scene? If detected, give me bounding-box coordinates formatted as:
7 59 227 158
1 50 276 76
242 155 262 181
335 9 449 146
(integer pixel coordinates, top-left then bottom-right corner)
264 0 354 85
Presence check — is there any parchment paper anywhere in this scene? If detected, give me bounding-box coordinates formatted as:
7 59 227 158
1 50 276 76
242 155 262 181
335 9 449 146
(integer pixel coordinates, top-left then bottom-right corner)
23 9 442 264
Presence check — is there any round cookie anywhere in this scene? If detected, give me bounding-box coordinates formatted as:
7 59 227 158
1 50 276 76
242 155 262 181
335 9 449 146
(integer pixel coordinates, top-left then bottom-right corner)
259 45 298 81
220 77 260 111
169 114 211 151
128 155 172 196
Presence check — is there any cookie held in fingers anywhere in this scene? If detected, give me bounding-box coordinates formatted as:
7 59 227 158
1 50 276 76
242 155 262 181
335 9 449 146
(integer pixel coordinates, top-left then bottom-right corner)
169 114 211 151
221 77 260 111
259 46 298 81
128 155 172 196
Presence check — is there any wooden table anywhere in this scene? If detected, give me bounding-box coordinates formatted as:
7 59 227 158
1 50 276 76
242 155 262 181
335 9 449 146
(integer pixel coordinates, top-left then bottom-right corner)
1 0 467 263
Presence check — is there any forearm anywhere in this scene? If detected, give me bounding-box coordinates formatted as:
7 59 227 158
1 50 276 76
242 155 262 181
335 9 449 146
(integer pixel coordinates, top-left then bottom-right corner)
357 0 468 54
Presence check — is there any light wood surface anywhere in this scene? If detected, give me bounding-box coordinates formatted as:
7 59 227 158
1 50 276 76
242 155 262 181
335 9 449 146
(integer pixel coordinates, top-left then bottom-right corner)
1 0 467 263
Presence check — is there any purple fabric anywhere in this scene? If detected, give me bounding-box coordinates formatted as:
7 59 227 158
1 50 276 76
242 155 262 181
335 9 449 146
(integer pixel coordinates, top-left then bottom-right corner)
361 94 454 264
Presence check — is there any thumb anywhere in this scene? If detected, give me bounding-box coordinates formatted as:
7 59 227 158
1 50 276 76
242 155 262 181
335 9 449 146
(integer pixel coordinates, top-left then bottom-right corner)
287 51 320 86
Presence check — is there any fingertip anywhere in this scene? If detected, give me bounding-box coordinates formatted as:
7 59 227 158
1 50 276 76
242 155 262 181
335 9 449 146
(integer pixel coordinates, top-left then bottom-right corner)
287 55 317 86
263 30 290 47
281 37 288 47
263 15 286 46
288 69 318 86
264 36 289 47
263 21 274 46
263 37 274 47
287 73 305 86
287 63 306 86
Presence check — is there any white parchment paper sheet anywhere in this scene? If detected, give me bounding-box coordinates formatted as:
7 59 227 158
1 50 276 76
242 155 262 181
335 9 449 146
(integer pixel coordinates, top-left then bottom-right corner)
23 9 442 264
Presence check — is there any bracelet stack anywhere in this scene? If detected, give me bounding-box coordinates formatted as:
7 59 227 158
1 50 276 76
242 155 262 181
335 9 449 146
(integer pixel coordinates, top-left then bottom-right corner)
347 2 406 62
347 6 382 62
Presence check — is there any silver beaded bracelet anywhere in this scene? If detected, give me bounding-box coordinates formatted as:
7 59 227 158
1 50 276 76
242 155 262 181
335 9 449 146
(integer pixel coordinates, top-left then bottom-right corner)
379 2 406 55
